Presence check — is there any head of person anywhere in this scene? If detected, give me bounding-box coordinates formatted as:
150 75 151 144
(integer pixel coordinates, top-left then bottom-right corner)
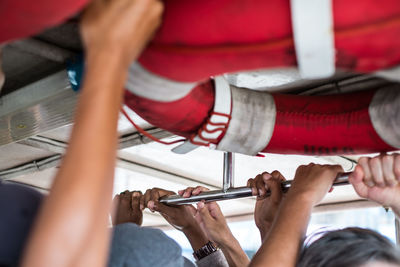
297 227 400 267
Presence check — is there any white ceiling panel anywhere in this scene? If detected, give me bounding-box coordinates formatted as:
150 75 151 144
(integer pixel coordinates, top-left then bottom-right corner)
0 143 55 169
40 105 151 142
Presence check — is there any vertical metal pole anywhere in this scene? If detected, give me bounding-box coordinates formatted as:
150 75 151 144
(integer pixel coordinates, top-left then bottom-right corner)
222 152 234 192
395 217 400 245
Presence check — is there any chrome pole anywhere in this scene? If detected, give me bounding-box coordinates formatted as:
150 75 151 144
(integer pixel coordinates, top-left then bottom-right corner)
222 152 234 192
160 172 351 205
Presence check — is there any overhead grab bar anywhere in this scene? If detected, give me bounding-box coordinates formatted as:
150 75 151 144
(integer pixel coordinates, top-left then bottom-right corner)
160 152 351 205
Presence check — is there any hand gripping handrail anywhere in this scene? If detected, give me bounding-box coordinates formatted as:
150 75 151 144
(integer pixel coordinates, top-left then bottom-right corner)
160 152 351 205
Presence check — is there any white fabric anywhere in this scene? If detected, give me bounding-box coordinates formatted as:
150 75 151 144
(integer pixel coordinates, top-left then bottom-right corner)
172 76 232 154
200 76 232 141
217 86 277 155
125 63 196 102
291 0 335 79
369 86 400 149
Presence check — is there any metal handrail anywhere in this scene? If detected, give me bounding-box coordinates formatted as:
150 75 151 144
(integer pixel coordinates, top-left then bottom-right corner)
159 172 351 205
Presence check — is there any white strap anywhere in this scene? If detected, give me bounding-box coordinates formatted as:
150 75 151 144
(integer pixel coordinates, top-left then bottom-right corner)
172 76 232 154
291 0 335 79
125 62 196 102
217 86 276 155
369 87 400 149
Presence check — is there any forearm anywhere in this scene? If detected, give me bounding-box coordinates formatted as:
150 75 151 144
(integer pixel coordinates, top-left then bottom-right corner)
250 195 313 267
183 225 209 251
258 221 273 242
21 51 127 267
218 234 250 267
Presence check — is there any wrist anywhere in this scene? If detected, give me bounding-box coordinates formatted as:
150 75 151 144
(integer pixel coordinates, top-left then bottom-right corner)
286 190 317 207
257 221 273 241
85 47 131 71
182 224 209 251
215 229 236 249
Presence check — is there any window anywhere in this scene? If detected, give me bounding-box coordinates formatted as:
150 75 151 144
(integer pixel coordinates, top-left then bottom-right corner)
165 207 397 261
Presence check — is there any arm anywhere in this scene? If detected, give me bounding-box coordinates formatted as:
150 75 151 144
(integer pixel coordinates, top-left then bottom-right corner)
250 164 343 267
349 153 400 219
247 171 285 241
21 1 163 266
192 187 249 267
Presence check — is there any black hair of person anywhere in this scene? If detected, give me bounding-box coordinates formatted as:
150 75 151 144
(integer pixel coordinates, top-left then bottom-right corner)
297 227 400 267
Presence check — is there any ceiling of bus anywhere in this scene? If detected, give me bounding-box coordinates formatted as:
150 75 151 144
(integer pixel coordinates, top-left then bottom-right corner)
0 21 398 227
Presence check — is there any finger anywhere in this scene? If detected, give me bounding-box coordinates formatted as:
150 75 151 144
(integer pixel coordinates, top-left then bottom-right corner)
196 201 214 225
247 178 257 196
265 176 283 203
148 189 161 211
131 191 142 212
206 201 223 220
183 187 194 198
178 190 184 196
185 204 197 216
256 174 268 197
253 175 263 195
139 194 145 211
121 190 132 206
271 170 281 180
382 154 397 187
370 157 385 187
393 153 400 182
192 186 210 196
348 165 369 199
358 157 374 187
143 189 152 210
111 195 120 221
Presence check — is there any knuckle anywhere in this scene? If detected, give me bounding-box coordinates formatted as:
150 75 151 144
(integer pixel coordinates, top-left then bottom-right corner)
382 154 391 163
370 157 379 165
358 157 368 164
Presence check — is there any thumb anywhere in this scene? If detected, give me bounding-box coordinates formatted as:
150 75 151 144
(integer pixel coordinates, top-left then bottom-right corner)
153 201 176 216
197 201 214 225
349 165 368 198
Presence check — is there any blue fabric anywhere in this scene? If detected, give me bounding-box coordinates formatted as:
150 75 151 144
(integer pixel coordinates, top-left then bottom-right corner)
109 223 195 267
0 182 43 266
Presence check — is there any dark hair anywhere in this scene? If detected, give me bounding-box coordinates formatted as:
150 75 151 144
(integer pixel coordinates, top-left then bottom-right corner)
297 227 400 267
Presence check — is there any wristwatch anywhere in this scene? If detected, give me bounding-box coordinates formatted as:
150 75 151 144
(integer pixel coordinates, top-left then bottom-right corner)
193 241 219 261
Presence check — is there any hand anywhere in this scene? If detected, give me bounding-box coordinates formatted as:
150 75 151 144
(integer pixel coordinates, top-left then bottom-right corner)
140 188 198 231
288 164 343 206
349 153 400 210
247 171 285 240
112 190 143 226
179 186 232 245
194 198 232 246
80 0 163 66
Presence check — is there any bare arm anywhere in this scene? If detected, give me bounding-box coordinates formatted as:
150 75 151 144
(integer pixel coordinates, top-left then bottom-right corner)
195 198 250 267
250 164 343 267
21 1 163 266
